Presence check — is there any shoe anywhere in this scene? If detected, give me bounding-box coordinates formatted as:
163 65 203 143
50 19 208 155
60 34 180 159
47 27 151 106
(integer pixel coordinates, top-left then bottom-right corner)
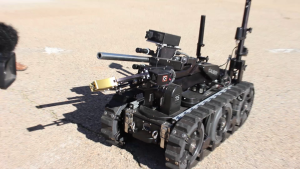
16 62 28 71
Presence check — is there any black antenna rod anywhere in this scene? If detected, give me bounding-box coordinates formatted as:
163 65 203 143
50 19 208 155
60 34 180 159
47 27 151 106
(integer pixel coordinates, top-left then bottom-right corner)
196 15 206 58
229 0 253 83
236 0 252 61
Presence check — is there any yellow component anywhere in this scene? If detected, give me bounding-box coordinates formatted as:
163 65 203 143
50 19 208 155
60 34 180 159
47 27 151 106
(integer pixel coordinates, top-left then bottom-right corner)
90 77 118 92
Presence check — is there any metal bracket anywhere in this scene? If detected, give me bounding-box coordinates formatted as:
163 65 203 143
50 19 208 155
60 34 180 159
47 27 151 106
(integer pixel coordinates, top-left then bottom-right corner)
160 122 171 148
124 100 139 133
129 100 140 109
124 109 134 133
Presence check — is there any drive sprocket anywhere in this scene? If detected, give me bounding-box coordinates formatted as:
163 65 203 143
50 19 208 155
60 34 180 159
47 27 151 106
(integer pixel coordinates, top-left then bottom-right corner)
165 114 204 169
238 86 255 126
230 82 255 127
101 104 128 145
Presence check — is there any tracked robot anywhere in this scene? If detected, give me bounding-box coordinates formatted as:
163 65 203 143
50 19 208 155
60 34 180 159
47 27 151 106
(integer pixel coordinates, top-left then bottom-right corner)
90 0 254 168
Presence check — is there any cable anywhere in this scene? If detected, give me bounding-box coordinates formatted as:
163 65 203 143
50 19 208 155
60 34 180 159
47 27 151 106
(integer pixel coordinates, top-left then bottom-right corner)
175 51 190 57
219 46 237 68
218 46 237 88
169 69 176 83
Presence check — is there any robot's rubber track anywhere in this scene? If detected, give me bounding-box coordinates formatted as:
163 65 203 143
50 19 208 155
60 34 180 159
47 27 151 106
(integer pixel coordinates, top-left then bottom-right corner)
101 104 127 145
165 81 254 169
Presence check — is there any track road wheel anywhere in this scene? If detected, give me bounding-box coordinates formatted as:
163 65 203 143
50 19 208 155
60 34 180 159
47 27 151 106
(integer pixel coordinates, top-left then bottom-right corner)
165 115 204 169
210 103 232 150
239 87 255 127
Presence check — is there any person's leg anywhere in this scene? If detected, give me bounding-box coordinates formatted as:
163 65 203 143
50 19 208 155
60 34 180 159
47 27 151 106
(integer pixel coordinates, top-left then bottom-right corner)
16 62 27 71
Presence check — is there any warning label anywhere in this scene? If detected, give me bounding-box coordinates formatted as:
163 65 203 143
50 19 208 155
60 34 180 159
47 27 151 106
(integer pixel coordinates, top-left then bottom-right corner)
162 75 168 82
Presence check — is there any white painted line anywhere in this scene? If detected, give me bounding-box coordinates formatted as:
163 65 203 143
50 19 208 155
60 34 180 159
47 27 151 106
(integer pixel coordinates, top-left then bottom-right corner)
269 49 300 53
44 47 65 54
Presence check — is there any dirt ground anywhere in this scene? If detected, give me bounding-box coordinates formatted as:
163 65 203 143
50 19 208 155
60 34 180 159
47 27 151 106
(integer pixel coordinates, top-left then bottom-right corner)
1 0 300 168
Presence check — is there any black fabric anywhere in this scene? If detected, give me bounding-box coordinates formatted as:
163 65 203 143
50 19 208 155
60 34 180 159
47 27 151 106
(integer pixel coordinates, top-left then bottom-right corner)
0 22 18 52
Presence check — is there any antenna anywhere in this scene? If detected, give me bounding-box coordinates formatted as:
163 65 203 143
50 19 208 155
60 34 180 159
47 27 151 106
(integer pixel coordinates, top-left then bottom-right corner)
235 0 252 61
229 0 252 83
196 15 206 59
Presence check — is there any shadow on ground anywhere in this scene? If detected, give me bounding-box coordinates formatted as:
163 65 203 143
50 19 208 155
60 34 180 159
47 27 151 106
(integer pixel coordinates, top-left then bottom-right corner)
109 63 134 77
27 64 165 169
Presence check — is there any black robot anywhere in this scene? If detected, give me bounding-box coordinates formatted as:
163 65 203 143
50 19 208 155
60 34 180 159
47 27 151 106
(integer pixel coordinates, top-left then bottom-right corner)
90 1 254 168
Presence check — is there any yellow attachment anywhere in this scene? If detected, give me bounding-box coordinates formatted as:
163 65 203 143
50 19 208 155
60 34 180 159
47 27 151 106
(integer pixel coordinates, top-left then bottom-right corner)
90 77 118 92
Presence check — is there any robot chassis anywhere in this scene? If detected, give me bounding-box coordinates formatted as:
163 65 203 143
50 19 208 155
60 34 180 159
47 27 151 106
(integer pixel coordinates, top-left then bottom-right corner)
90 0 255 168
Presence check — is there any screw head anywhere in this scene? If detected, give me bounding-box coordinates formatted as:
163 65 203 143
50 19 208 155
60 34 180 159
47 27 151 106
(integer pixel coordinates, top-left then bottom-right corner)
104 111 107 115
166 158 169 161
175 162 179 165
110 114 115 118
172 130 177 134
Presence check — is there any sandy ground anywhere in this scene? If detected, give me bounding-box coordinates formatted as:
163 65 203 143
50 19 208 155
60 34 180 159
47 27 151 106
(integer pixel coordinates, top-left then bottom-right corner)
1 0 300 168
